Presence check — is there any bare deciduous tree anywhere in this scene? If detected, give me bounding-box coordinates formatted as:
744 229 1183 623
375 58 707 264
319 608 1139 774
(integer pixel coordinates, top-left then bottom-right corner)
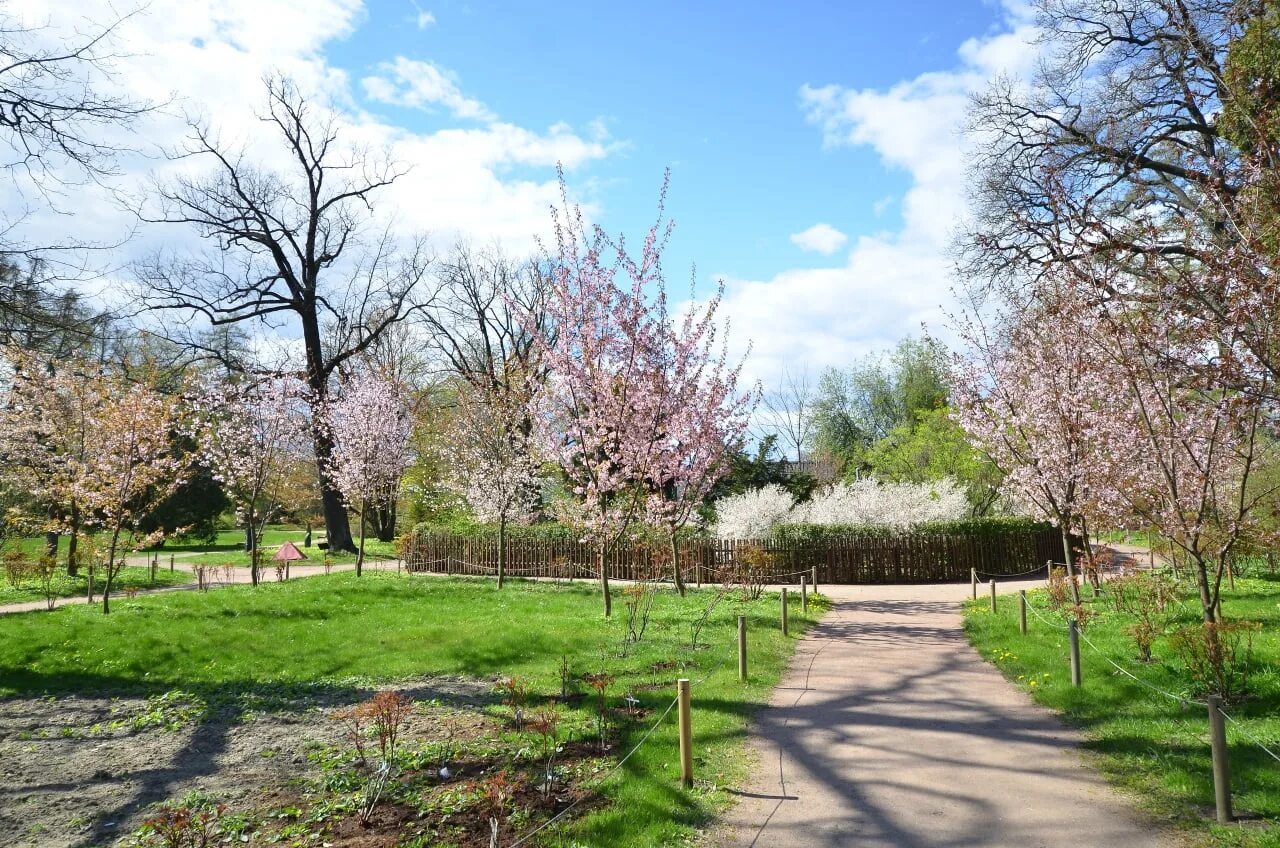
136 76 432 551
755 367 813 463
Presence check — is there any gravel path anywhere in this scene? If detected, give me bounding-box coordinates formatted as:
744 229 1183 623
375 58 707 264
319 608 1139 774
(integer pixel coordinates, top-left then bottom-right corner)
0 559 403 615
715 579 1180 848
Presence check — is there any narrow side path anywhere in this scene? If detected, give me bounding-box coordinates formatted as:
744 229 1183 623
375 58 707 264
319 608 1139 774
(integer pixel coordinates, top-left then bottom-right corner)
715 580 1179 848
0 559 403 615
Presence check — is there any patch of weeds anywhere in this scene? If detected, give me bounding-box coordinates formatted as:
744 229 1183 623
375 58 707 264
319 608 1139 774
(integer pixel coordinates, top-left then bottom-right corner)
114 689 208 732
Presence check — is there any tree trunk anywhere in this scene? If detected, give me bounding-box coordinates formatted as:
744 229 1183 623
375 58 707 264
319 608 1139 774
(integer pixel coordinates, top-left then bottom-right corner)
247 506 258 586
1061 526 1082 605
670 530 685 597
1192 554 1217 624
597 546 612 617
102 524 123 615
371 496 397 543
66 502 80 577
497 516 506 590
302 311 355 553
355 498 366 577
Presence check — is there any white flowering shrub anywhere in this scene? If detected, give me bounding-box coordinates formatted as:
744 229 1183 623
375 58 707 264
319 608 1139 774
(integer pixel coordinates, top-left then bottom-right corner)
711 484 796 539
712 478 969 538
792 478 969 530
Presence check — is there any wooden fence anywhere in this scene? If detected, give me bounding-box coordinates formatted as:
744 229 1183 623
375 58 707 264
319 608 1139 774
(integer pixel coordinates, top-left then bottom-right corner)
401 526 1062 584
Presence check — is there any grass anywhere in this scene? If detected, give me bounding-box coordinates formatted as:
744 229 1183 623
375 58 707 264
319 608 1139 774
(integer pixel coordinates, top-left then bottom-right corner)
0 571 823 846
964 573 1280 847
0 565 189 606
144 526 398 568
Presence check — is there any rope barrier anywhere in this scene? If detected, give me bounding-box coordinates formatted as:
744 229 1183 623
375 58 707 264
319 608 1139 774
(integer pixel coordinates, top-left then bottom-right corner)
1219 709 1280 767
1073 626 1205 706
1019 588 1280 772
1022 600 1070 631
507 694 679 847
974 564 1049 579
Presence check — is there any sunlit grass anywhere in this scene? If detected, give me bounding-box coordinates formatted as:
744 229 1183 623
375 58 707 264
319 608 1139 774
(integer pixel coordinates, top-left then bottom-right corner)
0 571 823 846
964 575 1280 847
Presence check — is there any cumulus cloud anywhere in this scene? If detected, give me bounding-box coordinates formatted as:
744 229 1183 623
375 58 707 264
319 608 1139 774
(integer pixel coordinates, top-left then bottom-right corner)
716 7 1040 390
362 57 496 122
790 223 847 255
1 0 611 294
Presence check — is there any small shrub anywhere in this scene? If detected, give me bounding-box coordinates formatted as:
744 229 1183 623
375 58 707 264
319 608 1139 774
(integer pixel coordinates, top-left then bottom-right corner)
137 793 226 848
1046 567 1078 612
582 671 614 751
34 555 59 610
495 676 531 730
1169 620 1261 703
731 545 774 601
334 690 414 766
3 548 32 588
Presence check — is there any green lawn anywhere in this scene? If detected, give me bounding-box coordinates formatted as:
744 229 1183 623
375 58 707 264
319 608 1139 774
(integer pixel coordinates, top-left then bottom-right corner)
0 564 189 606
0 572 822 846
964 575 1280 847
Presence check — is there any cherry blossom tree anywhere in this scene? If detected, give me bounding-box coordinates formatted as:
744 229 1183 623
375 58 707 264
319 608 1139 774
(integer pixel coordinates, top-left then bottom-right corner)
642 282 755 594
530 170 675 617
74 379 189 614
951 288 1102 601
1063 267 1278 623
442 373 542 588
192 376 310 585
0 347 101 575
322 373 414 576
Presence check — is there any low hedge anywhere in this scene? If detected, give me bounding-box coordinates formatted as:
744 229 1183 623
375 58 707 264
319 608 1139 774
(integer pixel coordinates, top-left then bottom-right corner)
770 516 1054 545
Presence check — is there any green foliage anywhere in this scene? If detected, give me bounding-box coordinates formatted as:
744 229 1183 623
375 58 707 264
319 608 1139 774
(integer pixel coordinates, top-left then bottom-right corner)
861 406 1003 515
703 434 817 509
137 463 230 544
809 336 951 474
964 576 1280 845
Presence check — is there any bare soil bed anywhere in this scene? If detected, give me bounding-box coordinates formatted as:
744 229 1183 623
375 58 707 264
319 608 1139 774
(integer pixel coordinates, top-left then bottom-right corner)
0 677 508 848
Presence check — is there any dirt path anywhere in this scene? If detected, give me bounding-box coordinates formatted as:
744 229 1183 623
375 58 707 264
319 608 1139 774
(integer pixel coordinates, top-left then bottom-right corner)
714 580 1178 848
0 559 403 616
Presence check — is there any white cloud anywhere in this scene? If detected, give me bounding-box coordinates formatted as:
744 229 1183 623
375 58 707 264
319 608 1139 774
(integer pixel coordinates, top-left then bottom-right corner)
409 2 435 29
362 57 496 122
789 223 847 255
717 8 1040 390
1 0 612 304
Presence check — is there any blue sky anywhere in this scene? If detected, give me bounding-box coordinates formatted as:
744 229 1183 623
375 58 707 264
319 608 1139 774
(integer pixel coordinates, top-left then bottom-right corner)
12 0 1038 386
334 0 1008 281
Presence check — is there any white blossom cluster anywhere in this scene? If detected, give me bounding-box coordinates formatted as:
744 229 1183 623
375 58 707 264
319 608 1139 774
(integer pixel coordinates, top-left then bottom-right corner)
711 478 969 538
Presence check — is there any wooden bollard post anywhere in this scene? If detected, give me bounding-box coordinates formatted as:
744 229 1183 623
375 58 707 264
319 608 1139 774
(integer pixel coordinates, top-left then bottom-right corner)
1068 618 1082 687
169 553 174 572
151 555 157 583
811 565 818 594
1045 560 1053 586
801 576 809 612
1207 695 1232 824
781 588 789 636
737 616 747 682
989 579 997 613
677 678 693 789
971 568 977 600
86 563 94 604
1018 590 1027 635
